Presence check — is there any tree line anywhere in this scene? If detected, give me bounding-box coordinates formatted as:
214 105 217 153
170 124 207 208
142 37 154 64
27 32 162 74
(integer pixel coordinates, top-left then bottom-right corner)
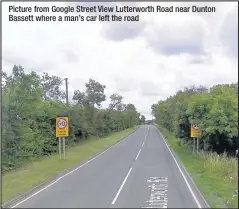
151 84 238 155
2 65 144 172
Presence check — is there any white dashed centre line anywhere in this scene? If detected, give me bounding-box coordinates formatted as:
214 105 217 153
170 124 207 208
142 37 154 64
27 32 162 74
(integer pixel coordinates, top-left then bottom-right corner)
112 126 150 205
135 149 142 160
111 167 133 204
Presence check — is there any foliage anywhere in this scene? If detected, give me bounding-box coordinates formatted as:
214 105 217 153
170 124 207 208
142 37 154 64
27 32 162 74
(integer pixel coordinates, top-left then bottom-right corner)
2 65 141 172
108 93 123 110
140 115 146 124
151 84 238 154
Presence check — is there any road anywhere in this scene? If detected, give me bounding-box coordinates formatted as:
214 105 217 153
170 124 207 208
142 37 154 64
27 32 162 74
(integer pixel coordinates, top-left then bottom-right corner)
10 125 209 208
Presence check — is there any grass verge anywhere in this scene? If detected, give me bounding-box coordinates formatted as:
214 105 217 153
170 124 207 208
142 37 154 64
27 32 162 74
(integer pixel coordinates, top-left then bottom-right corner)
2 126 139 204
158 125 238 208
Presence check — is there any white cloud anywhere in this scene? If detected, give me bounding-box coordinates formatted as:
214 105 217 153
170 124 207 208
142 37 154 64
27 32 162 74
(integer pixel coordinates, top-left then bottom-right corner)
2 2 238 119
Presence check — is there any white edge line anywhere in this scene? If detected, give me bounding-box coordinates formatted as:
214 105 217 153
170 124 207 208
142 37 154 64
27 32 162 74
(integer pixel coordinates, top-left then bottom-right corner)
135 149 142 160
111 167 133 205
169 146 210 208
153 125 202 209
11 128 140 208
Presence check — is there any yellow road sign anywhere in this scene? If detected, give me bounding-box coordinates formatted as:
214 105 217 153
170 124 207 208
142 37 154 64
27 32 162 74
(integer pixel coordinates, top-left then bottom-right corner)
191 124 201 137
56 117 69 137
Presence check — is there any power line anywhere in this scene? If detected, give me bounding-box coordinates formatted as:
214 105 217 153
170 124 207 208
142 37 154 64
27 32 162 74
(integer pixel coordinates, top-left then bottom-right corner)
2 57 46 73
2 57 70 104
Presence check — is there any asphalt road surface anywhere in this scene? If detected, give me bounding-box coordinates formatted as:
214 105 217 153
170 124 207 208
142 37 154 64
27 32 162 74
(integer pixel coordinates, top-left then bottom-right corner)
10 125 209 208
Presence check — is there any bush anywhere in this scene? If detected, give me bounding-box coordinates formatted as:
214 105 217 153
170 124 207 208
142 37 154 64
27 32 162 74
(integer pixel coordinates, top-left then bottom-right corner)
2 65 141 173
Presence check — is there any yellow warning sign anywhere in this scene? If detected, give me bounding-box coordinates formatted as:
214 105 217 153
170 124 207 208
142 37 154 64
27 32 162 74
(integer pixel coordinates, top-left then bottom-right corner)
56 117 69 137
191 124 201 138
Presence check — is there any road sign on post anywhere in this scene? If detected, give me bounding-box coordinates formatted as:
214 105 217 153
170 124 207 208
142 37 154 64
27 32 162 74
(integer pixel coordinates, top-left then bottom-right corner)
191 124 201 138
56 117 69 137
191 124 201 153
56 117 69 160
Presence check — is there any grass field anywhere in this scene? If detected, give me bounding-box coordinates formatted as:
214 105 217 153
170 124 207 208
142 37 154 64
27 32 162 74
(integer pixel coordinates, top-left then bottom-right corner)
2 126 139 204
158 126 238 208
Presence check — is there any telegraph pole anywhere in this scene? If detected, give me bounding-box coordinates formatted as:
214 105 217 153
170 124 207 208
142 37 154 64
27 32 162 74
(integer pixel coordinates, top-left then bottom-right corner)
63 78 68 158
64 78 69 105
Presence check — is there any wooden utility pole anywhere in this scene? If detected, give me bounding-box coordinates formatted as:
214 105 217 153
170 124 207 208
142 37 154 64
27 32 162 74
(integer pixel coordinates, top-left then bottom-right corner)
65 78 69 104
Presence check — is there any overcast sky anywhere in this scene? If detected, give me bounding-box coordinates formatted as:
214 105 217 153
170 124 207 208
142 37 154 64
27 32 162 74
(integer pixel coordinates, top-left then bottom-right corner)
2 2 238 119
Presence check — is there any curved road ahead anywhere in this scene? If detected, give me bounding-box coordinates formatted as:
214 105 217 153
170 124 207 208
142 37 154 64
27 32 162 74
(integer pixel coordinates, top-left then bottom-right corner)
10 125 209 208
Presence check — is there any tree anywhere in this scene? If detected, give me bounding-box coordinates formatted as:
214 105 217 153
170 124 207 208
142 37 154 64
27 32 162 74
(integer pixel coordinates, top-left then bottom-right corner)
2 65 141 172
72 90 86 106
108 93 123 110
41 72 65 101
125 104 140 127
85 79 106 107
151 84 238 154
140 115 146 124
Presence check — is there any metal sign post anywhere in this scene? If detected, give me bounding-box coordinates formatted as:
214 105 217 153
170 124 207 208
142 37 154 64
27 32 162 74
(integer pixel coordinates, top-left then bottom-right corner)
193 138 195 153
59 137 62 159
63 137 66 160
196 137 199 153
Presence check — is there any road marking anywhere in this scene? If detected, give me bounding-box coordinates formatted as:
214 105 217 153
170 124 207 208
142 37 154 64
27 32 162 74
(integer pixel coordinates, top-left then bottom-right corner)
111 125 150 204
135 125 150 161
142 125 150 148
10 128 140 208
142 141 145 147
154 126 202 208
111 167 133 204
144 177 168 208
135 149 142 160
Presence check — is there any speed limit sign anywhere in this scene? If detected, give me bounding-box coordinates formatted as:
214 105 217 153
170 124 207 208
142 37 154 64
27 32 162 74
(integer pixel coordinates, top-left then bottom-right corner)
192 124 199 130
56 117 69 137
191 124 201 137
58 118 67 129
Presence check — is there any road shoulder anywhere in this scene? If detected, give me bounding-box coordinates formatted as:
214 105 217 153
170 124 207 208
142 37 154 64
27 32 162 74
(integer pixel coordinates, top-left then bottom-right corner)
2 126 140 208
154 125 210 208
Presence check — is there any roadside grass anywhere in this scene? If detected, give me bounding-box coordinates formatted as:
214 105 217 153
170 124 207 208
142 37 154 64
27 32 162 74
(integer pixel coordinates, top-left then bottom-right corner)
2 126 139 204
158 126 238 208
